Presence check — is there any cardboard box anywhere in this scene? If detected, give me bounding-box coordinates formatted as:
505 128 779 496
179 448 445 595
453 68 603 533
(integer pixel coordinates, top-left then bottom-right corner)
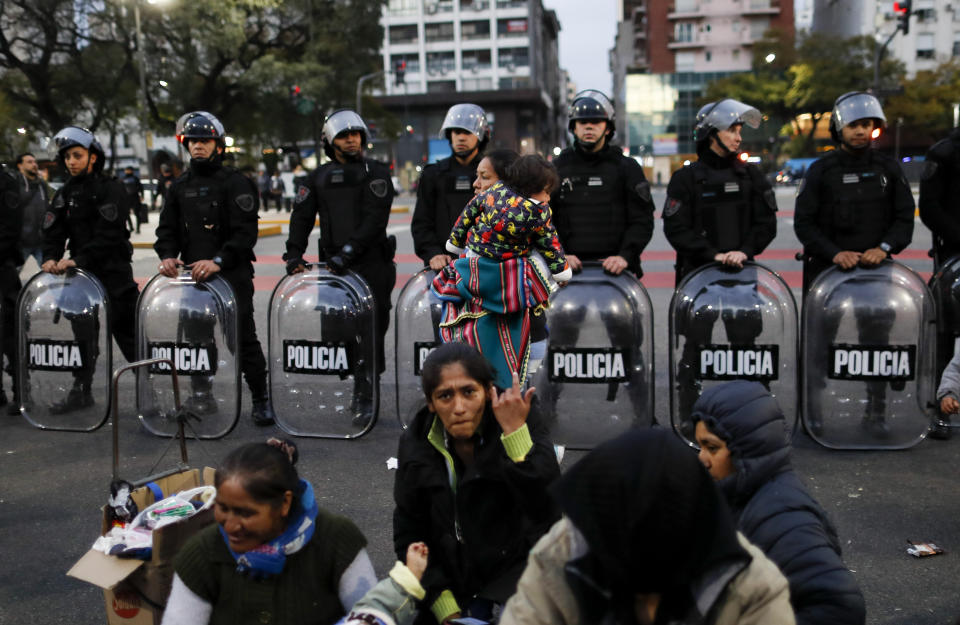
68 467 216 625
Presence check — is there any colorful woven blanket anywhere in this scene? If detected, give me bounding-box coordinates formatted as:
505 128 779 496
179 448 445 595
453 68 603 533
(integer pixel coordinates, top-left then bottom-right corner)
431 256 551 389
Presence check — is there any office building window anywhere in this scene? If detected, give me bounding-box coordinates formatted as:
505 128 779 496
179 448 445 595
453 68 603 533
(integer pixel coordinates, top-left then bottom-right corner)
916 33 935 59
953 33 960 56
496 0 526 7
675 22 693 43
498 46 529 68
387 0 418 16
423 0 454 13
389 24 419 44
461 20 491 39
462 77 494 91
462 49 492 70
426 51 455 75
460 0 490 9
427 80 457 93
424 22 454 42
675 51 695 71
499 76 530 89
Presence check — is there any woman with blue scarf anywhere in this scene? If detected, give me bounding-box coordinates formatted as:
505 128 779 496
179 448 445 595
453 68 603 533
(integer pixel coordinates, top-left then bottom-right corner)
162 438 377 625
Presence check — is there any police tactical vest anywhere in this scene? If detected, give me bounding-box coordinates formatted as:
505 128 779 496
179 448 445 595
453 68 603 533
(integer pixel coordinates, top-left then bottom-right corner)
435 159 477 232
176 168 232 262
555 155 626 256
316 161 370 250
820 153 893 253
691 161 752 253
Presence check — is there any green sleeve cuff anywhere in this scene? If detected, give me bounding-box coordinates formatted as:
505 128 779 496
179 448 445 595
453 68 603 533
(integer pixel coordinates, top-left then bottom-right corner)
501 423 533 462
389 561 426 600
431 589 460 623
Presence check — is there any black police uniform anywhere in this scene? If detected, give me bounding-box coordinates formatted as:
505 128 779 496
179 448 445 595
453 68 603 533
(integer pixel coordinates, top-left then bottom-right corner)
41 169 139 397
0 169 23 406
154 159 268 402
545 141 655 412
794 147 915 420
120 171 144 233
663 148 778 424
919 129 960 389
286 157 396 373
411 153 481 265
551 142 654 275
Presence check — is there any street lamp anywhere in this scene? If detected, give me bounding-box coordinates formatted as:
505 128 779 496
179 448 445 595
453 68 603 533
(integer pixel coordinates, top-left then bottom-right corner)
132 0 169 169
764 53 776 64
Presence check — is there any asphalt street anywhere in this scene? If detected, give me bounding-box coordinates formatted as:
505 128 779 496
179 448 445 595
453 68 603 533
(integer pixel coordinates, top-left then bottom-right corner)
1 186 958 625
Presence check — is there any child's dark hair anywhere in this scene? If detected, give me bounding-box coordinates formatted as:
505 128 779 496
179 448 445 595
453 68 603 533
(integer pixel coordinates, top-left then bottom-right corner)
504 154 560 198
216 438 299 509
484 148 520 181
421 342 496 399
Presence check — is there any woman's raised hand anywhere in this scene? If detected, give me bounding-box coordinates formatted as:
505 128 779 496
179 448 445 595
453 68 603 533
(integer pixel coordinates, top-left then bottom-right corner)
491 372 535 435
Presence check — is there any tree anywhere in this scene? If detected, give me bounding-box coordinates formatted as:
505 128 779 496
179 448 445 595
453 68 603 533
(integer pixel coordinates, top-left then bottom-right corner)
884 60 960 148
0 1 139 136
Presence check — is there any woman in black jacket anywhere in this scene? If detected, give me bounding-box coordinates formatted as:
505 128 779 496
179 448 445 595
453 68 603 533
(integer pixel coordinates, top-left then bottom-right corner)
393 342 561 624
692 380 866 625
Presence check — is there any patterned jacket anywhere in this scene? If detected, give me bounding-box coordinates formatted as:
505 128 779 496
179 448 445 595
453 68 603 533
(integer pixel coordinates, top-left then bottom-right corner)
446 182 571 282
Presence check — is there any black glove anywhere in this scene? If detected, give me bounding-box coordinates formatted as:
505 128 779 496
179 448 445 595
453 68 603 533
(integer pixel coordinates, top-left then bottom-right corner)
285 256 306 275
327 243 356 275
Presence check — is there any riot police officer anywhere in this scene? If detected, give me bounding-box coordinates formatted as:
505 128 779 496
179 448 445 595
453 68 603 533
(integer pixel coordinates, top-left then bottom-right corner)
547 89 655 413
411 103 489 271
919 125 960 438
155 111 275 426
284 110 396 399
794 92 915 432
552 90 654 276
41 127 139 413
663 99 778 424
0 166 22 414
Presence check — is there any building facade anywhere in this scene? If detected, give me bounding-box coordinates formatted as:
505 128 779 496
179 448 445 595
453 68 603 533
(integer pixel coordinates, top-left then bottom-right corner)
611 0 793 167
374 0 566 176
812 0 960 78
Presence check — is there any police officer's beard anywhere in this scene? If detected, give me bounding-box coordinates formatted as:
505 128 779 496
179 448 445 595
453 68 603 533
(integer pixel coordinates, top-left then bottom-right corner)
453 147 477 160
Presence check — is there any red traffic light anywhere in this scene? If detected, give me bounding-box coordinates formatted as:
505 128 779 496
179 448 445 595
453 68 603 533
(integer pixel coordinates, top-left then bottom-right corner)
293 85 301 94
893 1 910 13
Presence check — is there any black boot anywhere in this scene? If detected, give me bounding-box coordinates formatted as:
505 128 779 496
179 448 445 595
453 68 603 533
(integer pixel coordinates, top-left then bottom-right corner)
49 384 95 415
251 397 276 427
182 390 218 416
861 394 890 437
930 414 953 440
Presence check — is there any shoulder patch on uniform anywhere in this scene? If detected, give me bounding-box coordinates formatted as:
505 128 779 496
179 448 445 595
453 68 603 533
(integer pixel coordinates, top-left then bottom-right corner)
295 185 310 204
42 211 56 229
235 193 256 212
369 178 388 198
99 203 118 222
922 161 938 181
4 190 18 209
634 180 652 203
663 197 682 218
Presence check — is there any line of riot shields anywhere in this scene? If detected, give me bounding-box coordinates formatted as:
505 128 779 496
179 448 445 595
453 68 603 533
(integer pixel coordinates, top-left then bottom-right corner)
15 256 949 449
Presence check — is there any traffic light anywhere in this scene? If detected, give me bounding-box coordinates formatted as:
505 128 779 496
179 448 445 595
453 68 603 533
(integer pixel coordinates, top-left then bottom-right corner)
894 0 911 35
394 60 406 86
289 84 301 101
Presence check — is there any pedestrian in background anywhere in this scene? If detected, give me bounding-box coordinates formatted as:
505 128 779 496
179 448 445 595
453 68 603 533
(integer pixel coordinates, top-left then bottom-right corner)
14 152 51 267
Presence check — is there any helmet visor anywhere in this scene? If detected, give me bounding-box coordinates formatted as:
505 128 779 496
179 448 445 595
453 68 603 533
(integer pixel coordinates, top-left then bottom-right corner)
698 99 762 132
833 93 886 130
53 126 95 157
323 110 369 142
569 89 614 120
439 104 488 139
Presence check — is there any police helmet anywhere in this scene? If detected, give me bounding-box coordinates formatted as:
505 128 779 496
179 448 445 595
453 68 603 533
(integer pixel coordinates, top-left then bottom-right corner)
830 91 886 142
567 89 616 134
175 111 226 147
322 110 369 145
439 103 490 143
693 99 762 143
52 126 106 173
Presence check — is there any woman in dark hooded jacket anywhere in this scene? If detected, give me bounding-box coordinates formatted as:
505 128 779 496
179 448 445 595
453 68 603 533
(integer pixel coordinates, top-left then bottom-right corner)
501 428 793 625
692 380 866 625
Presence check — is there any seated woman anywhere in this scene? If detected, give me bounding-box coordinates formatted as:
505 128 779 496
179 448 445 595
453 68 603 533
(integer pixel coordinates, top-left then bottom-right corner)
394 342 561 624
501 428 794 625
692 381 866 625
162 438 377 625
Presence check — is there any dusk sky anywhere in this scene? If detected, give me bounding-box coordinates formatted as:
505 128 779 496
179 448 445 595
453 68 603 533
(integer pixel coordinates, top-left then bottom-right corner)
543 0 618 95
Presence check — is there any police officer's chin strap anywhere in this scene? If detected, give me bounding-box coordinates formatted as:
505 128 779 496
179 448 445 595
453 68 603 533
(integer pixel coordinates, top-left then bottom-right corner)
711 130 739 160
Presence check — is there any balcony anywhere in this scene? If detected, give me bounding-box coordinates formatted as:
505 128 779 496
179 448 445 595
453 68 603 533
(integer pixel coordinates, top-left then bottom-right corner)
667 35 705 49
741 0 780 16
667 1 703 19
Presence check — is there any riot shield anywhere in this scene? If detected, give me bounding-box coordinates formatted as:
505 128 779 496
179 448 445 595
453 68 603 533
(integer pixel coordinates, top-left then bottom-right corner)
268 266 378 438
17 268 111 431
136 271 240 439
394 269 443 428
669 262 798 445
802 261 934 449
530 262 654 450
929 255 960 339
